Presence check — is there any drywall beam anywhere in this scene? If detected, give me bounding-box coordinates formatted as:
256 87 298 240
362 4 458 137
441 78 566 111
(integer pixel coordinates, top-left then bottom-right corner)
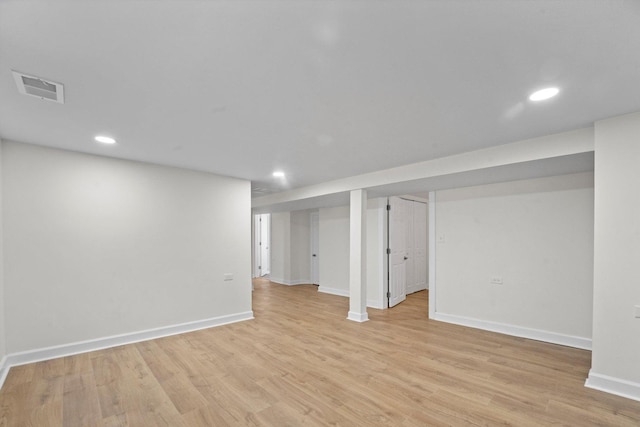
252 127 594 209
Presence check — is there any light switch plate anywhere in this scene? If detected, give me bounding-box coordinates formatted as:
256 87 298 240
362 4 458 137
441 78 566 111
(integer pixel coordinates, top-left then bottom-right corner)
224 273 234 281
635 305 640 318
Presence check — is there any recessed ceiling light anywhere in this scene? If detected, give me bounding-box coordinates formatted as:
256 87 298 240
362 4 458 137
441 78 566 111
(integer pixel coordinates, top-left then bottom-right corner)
529 87 559 102
272 171 285 178
95 135 116 144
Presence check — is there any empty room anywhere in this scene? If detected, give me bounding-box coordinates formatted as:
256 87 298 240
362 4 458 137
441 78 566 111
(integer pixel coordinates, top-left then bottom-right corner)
0 1 639 425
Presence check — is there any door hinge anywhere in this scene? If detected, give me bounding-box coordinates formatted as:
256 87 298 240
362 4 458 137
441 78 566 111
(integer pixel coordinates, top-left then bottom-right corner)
387 204 391 211
387 291 391 298
386 248 391 255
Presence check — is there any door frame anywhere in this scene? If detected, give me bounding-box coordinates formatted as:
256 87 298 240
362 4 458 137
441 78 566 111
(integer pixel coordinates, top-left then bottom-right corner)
387 194 430 308
310 211 319 285
387 196 408 308
428 191 436 318
254 214 261 278
253 213 271 278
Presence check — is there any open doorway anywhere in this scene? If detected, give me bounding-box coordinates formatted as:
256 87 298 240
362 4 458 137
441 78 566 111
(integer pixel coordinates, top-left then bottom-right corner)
387 196 428 308
254 213 271 278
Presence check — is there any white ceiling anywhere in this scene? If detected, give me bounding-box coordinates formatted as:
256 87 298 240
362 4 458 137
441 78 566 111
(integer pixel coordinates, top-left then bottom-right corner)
0 1 638 197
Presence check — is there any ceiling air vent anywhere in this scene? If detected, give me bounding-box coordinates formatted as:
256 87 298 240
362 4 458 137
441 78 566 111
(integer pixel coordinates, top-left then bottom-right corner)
12 71 64 104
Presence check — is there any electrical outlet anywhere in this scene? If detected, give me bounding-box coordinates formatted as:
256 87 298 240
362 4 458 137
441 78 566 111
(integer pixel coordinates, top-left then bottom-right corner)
490 276 503 285
224 273 234 281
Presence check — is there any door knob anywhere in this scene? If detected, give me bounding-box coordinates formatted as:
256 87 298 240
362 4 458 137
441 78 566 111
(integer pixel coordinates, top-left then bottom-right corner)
312 254 317 257
404 256 408 260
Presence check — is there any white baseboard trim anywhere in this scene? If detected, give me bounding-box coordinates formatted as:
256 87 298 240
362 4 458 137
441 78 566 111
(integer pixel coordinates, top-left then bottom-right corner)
318 286 349 297
0 311 254 389
270 278 312 286
317 288 383 309
288 280 311 286
0 356 8 390
407 285 428 295
347 311 369 322
586 371 640 402
432 312 592 350
367 299 384 309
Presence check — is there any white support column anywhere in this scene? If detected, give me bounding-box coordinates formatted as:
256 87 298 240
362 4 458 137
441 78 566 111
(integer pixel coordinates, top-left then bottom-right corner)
586 111 640 401
428 191 436 319
347 189 368 322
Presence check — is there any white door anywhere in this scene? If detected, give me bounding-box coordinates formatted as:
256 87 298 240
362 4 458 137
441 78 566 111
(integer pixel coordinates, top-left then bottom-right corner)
260 214 270 275
388 197 407 307
405 198 417 294
310 212 319 285
413 201 428 292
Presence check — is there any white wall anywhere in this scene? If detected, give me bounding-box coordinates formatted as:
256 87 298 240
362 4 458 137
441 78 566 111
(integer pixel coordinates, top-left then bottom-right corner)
318 206 350 296
269 210 312 285
2 141 252 353
588 111 640 399
0 141 5 361
366 198 387 308
434 172 594 345
318 199 387 308
269 212 291 284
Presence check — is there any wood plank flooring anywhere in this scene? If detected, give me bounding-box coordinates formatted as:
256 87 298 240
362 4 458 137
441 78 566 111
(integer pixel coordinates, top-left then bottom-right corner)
1 277 638 426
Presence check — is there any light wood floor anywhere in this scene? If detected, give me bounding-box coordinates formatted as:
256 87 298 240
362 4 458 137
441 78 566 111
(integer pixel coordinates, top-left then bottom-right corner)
1 278 639 426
